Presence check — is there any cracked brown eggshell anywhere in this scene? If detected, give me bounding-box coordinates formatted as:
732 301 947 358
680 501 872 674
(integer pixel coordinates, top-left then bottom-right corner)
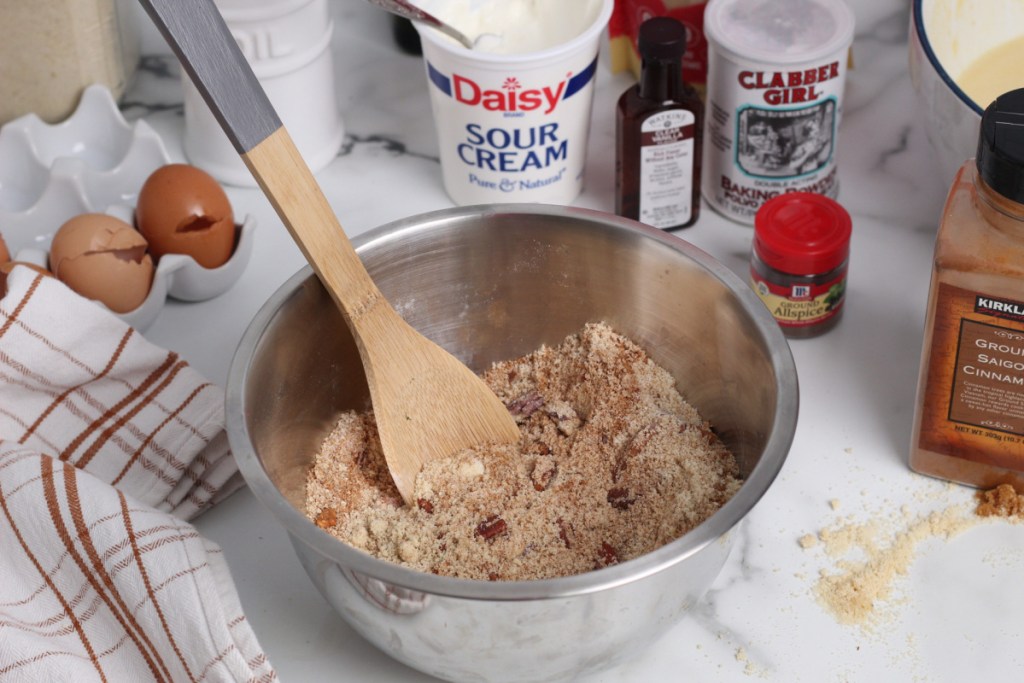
136 163 235 269
50 213 154 314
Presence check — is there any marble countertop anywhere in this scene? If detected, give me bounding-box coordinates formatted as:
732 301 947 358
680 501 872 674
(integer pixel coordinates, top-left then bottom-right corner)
123 1 1023 680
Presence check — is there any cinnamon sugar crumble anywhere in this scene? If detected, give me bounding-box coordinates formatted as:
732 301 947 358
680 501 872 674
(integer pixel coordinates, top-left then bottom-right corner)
304 322 742 581
976 484 1024 519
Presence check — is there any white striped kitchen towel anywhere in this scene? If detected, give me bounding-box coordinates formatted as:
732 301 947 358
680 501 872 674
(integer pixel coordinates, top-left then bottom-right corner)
0 266 277 682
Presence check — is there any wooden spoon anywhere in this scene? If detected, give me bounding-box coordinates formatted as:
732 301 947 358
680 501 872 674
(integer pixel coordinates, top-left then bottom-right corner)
139 0 520 504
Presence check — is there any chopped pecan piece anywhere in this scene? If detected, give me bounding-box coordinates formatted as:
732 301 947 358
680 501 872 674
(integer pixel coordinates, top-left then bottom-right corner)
417 498 434 514
556 517 575 549
488 572 500 581
476 515 508 542
595 542 619 568
314 507 337 529
354 447 370 468
507 391 545 419
530 456 557 491
611 454 627 483
526 441 551 456
612 422 656 481
606 487 637 511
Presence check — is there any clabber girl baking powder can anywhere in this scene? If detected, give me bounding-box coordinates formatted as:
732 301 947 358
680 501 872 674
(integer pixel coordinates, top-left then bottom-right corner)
701 0 855 224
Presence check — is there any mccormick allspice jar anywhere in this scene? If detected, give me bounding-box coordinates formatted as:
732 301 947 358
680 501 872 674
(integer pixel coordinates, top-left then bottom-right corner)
702 0 854 224
750 192 852 338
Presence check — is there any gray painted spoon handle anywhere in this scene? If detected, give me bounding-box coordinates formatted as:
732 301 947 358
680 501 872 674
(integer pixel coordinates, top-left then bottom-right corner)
139 0 281 155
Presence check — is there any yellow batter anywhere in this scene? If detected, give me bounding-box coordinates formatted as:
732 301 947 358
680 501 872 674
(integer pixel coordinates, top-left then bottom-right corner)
958 35 1024 108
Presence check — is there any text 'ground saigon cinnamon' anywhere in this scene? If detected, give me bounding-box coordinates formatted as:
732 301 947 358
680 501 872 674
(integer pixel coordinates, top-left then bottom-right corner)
304 322 742 581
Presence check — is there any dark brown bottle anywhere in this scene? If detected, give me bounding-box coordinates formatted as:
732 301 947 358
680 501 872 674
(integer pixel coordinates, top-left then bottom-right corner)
615 16 703 230
391 15 421 55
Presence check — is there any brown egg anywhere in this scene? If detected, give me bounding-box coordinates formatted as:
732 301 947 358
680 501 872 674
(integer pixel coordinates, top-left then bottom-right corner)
0 261 51 298
136 163 235 269
0 232 9 264
50 213 154 313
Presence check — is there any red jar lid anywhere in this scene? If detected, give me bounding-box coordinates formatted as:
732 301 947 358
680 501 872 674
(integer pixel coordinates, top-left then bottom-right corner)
753 193 852 275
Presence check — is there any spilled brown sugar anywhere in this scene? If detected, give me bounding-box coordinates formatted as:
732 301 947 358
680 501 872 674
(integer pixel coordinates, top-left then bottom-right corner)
304 322 742 580
976 483 1024 519
803 483 1024 628
810 504 976 628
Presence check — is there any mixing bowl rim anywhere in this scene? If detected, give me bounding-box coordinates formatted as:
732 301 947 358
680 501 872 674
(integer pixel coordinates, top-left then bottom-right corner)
225 203 798 601
911 0 984 117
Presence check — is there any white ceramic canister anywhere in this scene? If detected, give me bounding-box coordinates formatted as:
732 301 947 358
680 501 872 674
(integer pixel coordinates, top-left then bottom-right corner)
701 0 855 224
182 0 344 186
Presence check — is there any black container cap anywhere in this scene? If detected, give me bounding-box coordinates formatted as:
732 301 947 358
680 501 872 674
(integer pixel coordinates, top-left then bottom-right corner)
977 88 1024 204
637 16 686 61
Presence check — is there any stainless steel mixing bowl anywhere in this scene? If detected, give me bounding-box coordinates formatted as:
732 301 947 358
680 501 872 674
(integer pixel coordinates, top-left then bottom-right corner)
225 204 798 683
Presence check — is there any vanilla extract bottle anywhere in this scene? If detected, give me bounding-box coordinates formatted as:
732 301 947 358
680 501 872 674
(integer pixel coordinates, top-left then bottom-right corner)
910 88 1024 489
615 16 703 230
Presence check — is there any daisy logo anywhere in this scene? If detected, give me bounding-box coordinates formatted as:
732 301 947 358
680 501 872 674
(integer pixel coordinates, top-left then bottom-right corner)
426 58 598 115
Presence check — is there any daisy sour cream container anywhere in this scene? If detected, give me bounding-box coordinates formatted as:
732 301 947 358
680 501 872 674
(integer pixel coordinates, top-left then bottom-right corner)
701 0 855 224
413 0 613 206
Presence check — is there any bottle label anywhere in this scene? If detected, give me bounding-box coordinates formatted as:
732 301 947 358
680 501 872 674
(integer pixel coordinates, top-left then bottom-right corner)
919 283 1024 470
702 45 849 224
750 267 846 328
422 52 599 205
638 110 696 229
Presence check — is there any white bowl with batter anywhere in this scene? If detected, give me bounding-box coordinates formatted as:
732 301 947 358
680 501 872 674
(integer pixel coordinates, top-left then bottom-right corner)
909 0 1024 188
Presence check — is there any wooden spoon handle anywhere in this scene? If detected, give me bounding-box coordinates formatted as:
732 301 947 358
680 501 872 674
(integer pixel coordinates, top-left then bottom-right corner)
242 129 382 325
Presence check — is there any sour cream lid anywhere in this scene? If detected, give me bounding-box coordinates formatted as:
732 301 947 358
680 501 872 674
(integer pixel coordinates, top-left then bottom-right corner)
704 0 855 66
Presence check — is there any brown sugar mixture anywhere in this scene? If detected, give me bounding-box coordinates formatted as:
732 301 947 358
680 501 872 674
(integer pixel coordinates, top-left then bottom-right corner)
976 483 1024 519
304 322 742 580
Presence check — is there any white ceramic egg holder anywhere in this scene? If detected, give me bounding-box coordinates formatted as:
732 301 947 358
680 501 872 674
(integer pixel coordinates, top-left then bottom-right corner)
0 85 256 330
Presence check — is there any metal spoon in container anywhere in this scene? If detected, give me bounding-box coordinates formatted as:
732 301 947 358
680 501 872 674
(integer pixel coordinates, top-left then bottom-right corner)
138 0 520 504
369 0 502 51
369 0 476 49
